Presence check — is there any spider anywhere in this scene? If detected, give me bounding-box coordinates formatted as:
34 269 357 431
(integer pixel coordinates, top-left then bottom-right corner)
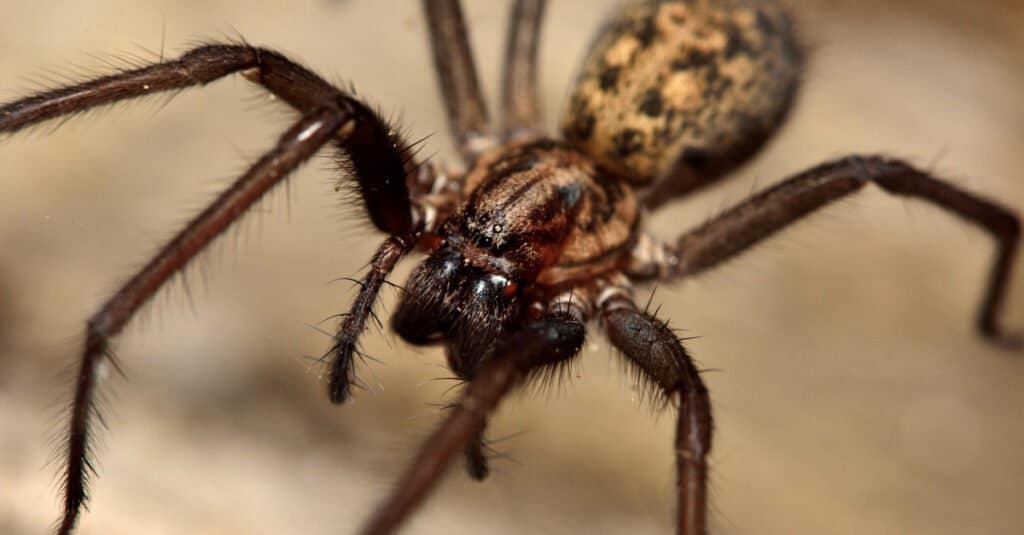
2 1 1020 534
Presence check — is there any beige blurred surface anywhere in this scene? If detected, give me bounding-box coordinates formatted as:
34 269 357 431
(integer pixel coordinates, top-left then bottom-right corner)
1 1 1023 534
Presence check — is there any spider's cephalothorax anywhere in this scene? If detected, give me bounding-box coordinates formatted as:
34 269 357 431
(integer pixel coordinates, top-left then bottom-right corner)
1 1 1019 534
395 140 639 377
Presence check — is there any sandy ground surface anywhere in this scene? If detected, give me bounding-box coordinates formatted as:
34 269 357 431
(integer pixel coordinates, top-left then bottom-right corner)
1 1 1022 534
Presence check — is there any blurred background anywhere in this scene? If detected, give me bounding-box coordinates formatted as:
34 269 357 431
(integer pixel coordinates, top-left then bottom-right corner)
1 1 1022 534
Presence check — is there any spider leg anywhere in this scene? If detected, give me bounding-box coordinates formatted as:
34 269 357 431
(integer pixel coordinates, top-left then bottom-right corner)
629 155 1022 348
598 288 712 535
444 356 493 481
326 235 412 403
501 0 547 141
458 288 588 481
54 108 348 535
360 307 587 535
328 166 469 404
0 44 416 234
462 426 491 480
422 0 496 159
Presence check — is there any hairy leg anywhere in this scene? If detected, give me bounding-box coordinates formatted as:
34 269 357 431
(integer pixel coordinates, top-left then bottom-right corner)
0 43 417 234
599 288 712 535
0 43 436 534
630 155 1022 347
501 0 547 140
55 108 347 535
361 308 587 535
326 236 412 403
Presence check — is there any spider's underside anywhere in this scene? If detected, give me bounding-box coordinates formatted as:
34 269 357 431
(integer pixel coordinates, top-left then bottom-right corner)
0 1 1020 534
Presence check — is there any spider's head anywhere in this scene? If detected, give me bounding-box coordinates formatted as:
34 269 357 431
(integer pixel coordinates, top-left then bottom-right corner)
392 155 586 377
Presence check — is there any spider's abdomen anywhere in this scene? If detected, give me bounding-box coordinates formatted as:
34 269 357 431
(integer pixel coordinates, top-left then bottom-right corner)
562 0 802 187
457 140 639 285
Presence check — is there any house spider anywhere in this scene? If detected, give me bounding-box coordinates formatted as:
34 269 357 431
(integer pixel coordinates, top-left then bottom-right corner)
1 1 1020 534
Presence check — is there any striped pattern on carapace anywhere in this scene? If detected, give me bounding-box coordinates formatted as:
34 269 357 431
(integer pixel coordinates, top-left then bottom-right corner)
456 139 639 285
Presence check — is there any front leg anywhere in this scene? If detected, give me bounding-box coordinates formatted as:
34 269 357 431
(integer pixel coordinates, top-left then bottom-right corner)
598 286 713 535
55 108 347 535
0 43 417 235
361 305 587 535
629 156 1021 348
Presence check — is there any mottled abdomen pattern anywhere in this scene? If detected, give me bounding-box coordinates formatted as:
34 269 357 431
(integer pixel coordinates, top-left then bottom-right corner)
562 0 803 190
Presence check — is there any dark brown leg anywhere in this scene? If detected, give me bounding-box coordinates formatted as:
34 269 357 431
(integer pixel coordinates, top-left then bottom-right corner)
458 288 586 482
501 0 547 140
463 427 491 480
599 293 712 535
360 311 586 535
0 45 320 131
0 44 417 234
422 0 495 159
326 235 412 403
54 108 347 535
630 155 1022 348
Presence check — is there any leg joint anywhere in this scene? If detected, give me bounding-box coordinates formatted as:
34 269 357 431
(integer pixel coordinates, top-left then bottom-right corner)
840 154 908 182
179 44 262 84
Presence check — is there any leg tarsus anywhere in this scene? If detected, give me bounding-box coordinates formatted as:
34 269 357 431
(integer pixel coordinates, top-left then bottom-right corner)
56 323 108 535
463 427 490 481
